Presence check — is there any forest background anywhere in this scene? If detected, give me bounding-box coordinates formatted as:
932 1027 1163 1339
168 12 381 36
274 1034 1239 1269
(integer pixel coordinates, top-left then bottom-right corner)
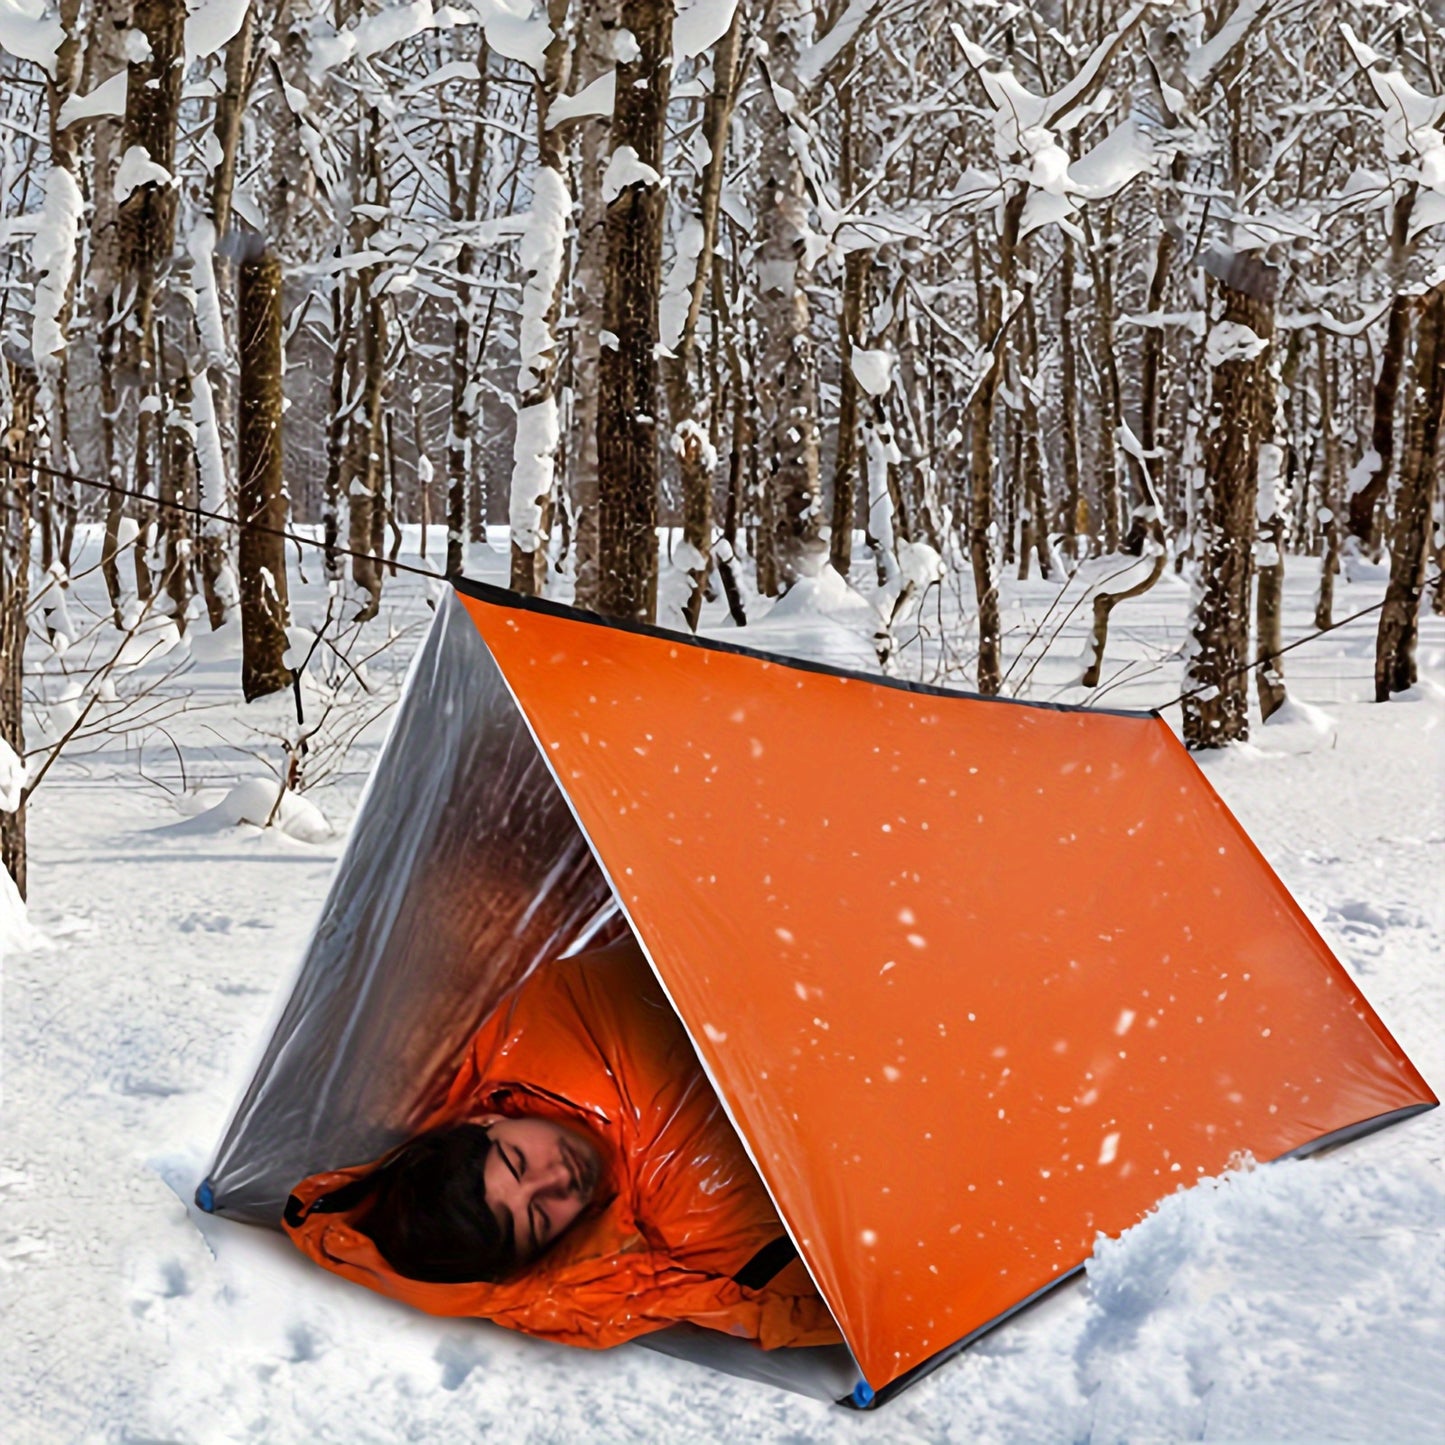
1 0 1443 893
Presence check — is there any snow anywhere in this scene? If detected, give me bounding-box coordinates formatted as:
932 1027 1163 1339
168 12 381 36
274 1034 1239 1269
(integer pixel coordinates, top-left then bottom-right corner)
510 401 559 551
1184 0 1271 86
122 26 154 63
30 164 83 371
316 0 550 77
515 166 569 393
188 365 229 542
113 146 175 204
1341 25 1445 189
185 220 227 368
184 0 249 65
0 734 23 811
547 68 616 128
850 347 894 397
509 164 568 555
56 71 128 129
1205 319 1268 366
0 854 45 954
660 218 705 353
164 778 332 844
0 0 61 76
471 0 553 73
675 0 739 62
603 145 663 202
353 0 435 62
4 538 1443 1440
797 0 875 88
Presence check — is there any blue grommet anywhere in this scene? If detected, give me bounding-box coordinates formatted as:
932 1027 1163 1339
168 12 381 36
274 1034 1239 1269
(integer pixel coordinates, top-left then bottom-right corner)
195 1178 215 1213
851 1380 875 1408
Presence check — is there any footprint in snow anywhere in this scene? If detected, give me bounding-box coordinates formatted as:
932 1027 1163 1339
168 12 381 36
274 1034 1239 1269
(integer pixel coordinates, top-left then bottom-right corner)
286 1324 322 1363
435 1335 486 1391
175 912 233 934
1327 900 1428 934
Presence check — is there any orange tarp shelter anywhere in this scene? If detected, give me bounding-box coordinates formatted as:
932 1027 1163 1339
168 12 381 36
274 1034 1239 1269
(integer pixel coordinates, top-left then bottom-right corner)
201 578 1435 1407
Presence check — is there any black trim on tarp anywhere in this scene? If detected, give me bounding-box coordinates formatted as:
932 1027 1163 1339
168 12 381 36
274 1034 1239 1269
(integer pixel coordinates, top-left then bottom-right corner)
838 1099 1438 1409
447 574 1157 720
733 1235 800 1291
282 1174 379 1228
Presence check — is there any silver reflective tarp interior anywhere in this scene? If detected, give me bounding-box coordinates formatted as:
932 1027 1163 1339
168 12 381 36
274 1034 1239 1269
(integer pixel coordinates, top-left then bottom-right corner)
201 594 856 1404
204 594 619 1222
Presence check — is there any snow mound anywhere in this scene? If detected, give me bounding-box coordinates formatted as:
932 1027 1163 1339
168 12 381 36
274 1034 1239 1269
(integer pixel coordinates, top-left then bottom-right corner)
162 778 332 843
764 564 877 625
0 864 46 955
1383 677 1445 704
737 567 885 672
1079 1154 1445 1441
114 613 184 671
0 735 24 811
1261 696 1337 735
186 620 243 666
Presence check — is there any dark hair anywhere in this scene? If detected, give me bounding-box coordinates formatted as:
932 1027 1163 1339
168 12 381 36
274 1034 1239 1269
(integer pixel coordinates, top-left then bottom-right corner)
358 1123 518 1284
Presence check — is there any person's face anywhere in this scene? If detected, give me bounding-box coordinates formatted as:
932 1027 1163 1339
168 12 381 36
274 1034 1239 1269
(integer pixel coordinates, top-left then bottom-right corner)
479 1114 602 1263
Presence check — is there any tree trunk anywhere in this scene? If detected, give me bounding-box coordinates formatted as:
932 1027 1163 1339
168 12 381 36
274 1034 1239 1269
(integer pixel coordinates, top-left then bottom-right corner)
39 0 84 582
509 3 572 597
1 355 36 897
1059 231 1082 566
662 6 743 629
832 249 867 578
446 258 473 578
1253 443 1288 721
1347 187 1417 558
346 110 387 620
323 269 350 583
1182 262 1277 748
160 353 193 629
1016 256 1049 582
195 3 255 624
1314 330 1341 630
596 0 672 621
112 0 187 610
237 247 292 702
565 9 613 609
1375 282 1445 699
1086 214 1122 554
754 0 822 592
968 191 1025 695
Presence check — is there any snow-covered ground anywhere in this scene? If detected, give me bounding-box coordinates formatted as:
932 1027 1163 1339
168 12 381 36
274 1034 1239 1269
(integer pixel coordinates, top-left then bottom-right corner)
2 532 1442 1443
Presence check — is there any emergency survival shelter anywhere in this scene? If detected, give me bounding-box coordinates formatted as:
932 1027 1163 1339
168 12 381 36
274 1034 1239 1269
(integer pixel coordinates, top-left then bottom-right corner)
199 577 1436 1407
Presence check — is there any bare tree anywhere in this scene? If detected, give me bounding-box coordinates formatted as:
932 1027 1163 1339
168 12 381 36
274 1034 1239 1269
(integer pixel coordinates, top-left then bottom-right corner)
1375 280 1445 699
753 0 824 594
1183 258 1279 748
237 244 291 701
596 0 674 621
1 351 36 895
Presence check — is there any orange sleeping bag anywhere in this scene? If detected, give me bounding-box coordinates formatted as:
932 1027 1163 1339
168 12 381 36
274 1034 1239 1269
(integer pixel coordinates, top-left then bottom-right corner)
283 936 842 1350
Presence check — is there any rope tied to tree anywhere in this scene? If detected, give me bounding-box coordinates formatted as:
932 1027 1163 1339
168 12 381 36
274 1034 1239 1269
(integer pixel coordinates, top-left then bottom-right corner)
3 452 1438 716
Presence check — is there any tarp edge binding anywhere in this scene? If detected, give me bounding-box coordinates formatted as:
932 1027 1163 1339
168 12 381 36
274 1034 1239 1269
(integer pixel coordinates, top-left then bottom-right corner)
1158 714 1440 1107
448 575 1156 720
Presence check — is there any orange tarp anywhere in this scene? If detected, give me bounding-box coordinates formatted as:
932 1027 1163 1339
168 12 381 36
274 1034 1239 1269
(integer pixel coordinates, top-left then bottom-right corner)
456 582 1435 1393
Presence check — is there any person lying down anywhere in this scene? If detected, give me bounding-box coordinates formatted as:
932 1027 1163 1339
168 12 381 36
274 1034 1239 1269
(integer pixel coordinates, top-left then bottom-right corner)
282 934 843 1351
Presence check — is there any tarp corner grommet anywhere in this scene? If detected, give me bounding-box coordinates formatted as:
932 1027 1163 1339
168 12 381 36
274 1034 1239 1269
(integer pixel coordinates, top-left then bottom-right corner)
195 1178 215 1214
850 1379 875 1409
